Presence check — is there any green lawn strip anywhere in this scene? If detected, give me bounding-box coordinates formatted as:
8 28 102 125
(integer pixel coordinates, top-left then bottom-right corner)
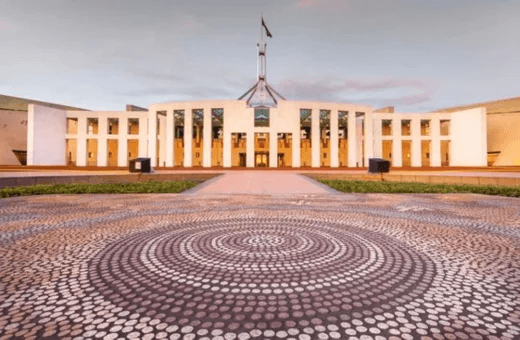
0 181 199 198
318 179 520 197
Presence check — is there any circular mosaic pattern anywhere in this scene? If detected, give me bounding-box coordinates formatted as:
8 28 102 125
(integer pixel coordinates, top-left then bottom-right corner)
89 217 435 334
0 193 519 340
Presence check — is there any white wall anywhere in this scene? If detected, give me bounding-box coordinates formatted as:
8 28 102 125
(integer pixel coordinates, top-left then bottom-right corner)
27 104 67 165
450 107 487 166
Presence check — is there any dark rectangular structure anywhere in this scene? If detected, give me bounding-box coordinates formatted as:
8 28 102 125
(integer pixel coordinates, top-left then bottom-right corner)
368 158 390 173
129 158 151 173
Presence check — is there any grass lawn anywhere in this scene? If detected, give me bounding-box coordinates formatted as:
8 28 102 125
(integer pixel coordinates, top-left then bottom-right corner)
319 179 520 197
0 181 198 198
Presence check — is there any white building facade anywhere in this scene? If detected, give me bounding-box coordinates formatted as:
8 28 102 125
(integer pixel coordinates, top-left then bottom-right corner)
26 100 487 168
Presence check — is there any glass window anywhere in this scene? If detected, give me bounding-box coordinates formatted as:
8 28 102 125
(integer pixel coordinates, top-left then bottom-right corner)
421 119 430 136
382 119 392 136
440 120 450 136
338 111 348 139
255 108 269 127
128 118 139 135
87 118 98 135
108 118 119 135
67 118 78 134
401 119 411 136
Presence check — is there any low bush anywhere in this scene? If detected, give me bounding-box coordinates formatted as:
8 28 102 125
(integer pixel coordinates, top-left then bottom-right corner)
0 181 198 198
318 179 520 197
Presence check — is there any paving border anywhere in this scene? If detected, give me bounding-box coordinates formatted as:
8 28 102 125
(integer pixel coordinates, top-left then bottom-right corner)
304 172 520 187
0 173 223 189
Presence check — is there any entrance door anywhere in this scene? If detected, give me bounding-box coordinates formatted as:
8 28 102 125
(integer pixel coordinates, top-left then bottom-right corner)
239 153 246 167
255 152 269 167
277 153 284 167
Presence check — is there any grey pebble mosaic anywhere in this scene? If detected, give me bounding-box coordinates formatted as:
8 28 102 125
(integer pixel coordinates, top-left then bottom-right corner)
0 193 519 340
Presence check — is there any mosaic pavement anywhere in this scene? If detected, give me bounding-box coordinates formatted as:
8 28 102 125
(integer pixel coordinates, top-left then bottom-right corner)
0 193 519 340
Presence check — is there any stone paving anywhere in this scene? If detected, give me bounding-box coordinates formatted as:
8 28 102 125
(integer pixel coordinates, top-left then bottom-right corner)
1 193 519 340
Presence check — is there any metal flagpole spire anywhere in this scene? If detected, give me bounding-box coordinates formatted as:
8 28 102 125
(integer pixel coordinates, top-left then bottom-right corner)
238 14 285 108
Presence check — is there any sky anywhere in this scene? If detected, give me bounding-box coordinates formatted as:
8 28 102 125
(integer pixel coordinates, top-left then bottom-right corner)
1 0 519 112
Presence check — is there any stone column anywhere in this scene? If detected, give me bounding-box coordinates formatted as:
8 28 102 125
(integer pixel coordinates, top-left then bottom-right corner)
411 118 421 167
269 132 277 168
246 132 255 168
223 131 232 167
118 116 128 167
392 118 402 167
166 109 174 167
138 117 148 158
372 117 382 158
184 107 193 167
347 111 357 167
363 112 374 166
330 110 339 167
77 116 87 167
431 117 441 167
147 107 158 167
311 108 320 167
97 117 107 167
158 114 167 167
293 114 301 168
203 108 212 167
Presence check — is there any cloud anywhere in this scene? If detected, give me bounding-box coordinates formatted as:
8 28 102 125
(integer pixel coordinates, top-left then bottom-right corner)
292 0 349 10
116 85 235 99
130 70 185 83
294 0 320 8
275 76 435 108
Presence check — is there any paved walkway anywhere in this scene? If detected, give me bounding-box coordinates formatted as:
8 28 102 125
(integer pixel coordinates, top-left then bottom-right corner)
184 171 338 195
1 193 518 339
2 168 520 178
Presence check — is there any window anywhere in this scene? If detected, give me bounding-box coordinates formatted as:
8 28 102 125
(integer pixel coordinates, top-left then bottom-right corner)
440 120 450 136
421 119 430 136
67 118 78 134
87 118 98 135
382 119 392 136
255 108 269 127
128 118 139 135
338 111 348 139
401 120 411 136
108 118 119 135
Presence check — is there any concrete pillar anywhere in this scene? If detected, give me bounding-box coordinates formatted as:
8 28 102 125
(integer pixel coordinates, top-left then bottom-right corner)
347 111 357 167
138 117 148 158
223 131 232 167
392 118 402 167
364 112 374 166
117 117 128 167
184 107 193 167
246 132 254 168
330 110 339 167
77 116 87 166
147 107 158 167
97 117 107 167
372 117 382 158
431 117 441 167
203 108 212 167
158 114 167 167
411 118 421 167
269 132 277 168
311 108 320 167
166 109 174 167
293 113 301 168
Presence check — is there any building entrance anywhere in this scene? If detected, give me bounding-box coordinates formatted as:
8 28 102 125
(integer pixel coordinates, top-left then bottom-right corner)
255 152 269 167
239 153 247 167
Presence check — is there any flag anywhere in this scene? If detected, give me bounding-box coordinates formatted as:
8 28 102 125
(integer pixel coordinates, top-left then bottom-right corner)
261 17 272 38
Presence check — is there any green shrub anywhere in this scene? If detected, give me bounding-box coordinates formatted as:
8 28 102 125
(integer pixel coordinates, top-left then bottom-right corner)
0 181 198 198
318 179 520 197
